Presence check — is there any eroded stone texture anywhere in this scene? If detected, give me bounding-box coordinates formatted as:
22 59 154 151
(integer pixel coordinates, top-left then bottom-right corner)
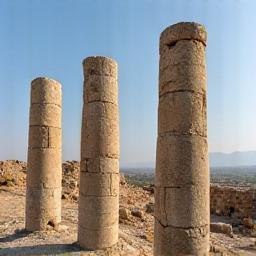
210 185 256 219
78 56 119 250
25 77 62 231
154 22 210 256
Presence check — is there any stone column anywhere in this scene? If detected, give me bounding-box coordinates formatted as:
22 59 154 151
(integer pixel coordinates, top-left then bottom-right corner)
154 22 209 255
78 56 119 250
25 77 62 231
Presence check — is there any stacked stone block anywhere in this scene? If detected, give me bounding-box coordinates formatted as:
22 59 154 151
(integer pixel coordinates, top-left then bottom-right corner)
78 56 119 249
25 77 62 231
211 185 256 218
154 22 210 255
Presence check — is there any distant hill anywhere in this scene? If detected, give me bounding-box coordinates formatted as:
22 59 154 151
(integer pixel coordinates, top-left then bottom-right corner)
121 161 155 169
122 151 256 169
210 151 256 167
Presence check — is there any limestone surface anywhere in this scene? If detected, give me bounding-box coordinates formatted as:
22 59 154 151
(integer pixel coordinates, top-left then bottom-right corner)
25 77 62 231
154 22 210 256
78 56 119 250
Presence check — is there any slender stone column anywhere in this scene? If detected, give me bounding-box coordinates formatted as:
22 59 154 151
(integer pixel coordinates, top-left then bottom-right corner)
78 56 119 250
25 77 62 231
154 22 209 255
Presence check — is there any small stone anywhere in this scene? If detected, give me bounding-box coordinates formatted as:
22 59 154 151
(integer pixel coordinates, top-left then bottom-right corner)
210 222 233 237
145 203 154 214
131 208 143 218
127 199 133 205
119 207 130 220
215 209 222 216
72 194 78 201
62 193 68 199
243 217 255 229
143 184 154 194
120 174 126 185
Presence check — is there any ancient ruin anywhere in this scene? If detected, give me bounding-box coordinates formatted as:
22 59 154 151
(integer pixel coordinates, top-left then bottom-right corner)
78 56 120 249
154 22 210 255
25 77 62 231
211 185 256 219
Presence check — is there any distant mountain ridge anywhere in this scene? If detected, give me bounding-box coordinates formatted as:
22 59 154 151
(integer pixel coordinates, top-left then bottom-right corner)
122 151 256 168
209 151 256 167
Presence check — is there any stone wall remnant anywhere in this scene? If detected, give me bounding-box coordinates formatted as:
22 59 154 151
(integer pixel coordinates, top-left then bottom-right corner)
211 185 256 218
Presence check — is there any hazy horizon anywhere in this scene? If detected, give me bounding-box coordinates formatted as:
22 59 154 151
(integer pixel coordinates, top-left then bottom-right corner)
1 0 256 166
3 150 256 170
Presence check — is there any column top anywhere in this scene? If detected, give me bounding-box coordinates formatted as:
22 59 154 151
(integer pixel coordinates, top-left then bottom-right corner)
30 77 62 106
160 22 207 50
31 77 61 88
82 56 117 77
82 56 117 66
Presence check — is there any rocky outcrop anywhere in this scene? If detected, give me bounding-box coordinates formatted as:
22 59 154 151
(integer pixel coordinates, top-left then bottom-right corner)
0 160 26 186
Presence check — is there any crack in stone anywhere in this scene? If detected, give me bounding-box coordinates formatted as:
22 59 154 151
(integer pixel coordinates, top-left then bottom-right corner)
165 38 206 49
160 63 206 73
86 71 116 78
47 127 50 148
30 102 62 108
27 185 61 190
158 131 207 138
81 157 118 161
163 187 168 225
160 89 205 98
80 171 119 174
79 191 118 198
156 219 208 231
110 173 113 195
166 41 177 49
28 146 61 149
86 100 118 106
81 155 119 161
29 125 61 129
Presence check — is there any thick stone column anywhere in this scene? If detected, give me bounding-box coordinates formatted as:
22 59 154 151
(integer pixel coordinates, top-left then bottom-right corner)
25 77 62 231
154 22 209 255
78 56 119 250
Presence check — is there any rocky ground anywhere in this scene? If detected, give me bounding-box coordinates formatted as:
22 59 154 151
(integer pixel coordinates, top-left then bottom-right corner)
0 160 255 255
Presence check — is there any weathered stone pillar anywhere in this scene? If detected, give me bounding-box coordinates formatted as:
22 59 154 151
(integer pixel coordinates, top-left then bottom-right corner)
78 56 119 250
154 22 209 255
25 77 62 231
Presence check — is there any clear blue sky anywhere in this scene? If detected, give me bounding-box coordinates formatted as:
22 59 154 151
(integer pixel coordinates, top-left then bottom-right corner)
0 0 256 167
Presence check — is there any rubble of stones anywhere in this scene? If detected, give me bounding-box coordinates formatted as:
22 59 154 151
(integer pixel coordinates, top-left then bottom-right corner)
211 185 256 218
1 160 256 254
0 160 26 186
0 160 154 243
1 160 255 239
211 184 256 237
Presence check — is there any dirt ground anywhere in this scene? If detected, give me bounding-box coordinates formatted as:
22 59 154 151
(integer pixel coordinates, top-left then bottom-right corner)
0 161 256 255
0 187 152 256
